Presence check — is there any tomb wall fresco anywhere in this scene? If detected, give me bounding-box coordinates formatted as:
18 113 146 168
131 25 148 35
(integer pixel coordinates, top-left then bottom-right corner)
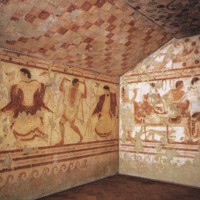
119 35 200 187
0 55 119 200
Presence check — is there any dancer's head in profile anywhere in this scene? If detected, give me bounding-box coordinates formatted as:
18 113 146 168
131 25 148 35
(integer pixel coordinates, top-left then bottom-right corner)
72 78 79 88
20 68 31 80
103 85 110 95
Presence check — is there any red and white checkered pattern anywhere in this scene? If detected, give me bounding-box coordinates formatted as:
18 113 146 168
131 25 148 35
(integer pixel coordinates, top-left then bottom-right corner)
0 0 171 76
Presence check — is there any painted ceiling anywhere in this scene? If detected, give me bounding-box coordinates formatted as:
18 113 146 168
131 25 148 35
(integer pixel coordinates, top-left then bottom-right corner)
0 0 199 76
126 0 200 39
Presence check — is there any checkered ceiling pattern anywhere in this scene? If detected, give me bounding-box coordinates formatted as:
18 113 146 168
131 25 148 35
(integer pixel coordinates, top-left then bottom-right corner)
0 0 171 76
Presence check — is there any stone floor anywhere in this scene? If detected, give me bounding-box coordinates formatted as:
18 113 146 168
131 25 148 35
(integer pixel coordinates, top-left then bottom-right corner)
38 175 200 200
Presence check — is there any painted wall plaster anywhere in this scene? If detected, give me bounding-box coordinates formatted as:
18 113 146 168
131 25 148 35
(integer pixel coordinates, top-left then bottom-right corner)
0 57 119 200
119 35 200 187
